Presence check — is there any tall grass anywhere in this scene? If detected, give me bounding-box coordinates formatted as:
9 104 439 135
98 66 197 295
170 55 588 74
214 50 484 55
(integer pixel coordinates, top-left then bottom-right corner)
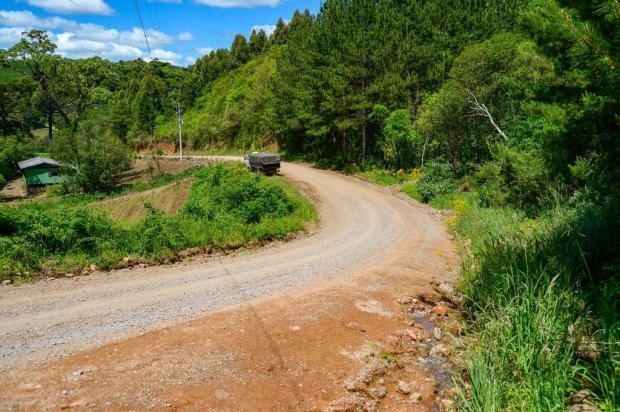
350 167 619 409
453 198 620 410
0 164 316 280
356 168 415 186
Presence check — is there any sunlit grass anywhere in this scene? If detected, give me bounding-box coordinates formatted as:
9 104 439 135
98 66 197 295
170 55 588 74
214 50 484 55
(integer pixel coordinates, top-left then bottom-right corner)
453 201 619 410
0 164 316 280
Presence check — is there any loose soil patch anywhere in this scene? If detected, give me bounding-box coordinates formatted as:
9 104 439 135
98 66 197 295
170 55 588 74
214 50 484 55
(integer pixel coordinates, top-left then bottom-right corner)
0 177 26 202
0 273 461 411
94 179 192 221
119 157 221 184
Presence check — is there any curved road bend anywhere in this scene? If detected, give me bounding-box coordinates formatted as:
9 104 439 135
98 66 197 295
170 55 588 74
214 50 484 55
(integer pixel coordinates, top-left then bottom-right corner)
0 159 448 370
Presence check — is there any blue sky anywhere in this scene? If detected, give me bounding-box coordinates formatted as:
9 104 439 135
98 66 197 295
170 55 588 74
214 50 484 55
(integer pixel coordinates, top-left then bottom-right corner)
0 0 321 66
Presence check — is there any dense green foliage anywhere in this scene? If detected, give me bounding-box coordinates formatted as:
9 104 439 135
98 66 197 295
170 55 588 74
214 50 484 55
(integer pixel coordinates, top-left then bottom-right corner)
0 0 618 408
0 164 314 279
416 162 457 203
450 198 619 410
156 51 279 149
0 135 33 183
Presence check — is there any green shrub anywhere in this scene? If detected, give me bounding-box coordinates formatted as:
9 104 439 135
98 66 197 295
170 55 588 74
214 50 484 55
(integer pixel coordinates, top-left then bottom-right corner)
181 199 210 219
188 165 294 224
476 144 550 210
475 161 509 206
127 203 186 257
0 164 314 280
380 109 419 168
417 161 456 202
0 204 114 254
0 135 32 181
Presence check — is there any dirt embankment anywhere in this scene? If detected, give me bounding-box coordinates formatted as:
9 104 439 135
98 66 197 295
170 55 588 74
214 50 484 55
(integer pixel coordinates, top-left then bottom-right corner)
0 160 459 410
94 179 192 221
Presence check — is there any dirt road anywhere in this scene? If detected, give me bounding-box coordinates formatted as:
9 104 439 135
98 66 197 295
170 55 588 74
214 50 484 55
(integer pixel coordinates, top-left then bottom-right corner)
0 160 458 410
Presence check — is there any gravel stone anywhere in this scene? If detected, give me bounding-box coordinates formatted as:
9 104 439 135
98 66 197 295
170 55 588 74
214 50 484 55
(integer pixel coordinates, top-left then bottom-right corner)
397 381 411 394
410 392 422 403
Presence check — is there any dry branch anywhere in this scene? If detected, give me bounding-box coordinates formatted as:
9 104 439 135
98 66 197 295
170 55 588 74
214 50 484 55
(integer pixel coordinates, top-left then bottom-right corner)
466 89 508 141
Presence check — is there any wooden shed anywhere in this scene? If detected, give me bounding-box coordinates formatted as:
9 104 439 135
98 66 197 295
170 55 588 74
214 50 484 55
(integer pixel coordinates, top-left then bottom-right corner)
18 157 64 194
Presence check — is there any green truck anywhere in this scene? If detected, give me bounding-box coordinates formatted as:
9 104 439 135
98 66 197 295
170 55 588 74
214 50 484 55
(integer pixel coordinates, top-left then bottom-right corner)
18 157 65 194
243 152 281 175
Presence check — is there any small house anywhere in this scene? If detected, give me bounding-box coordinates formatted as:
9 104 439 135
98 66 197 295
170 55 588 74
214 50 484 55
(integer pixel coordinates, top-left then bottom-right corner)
18 157 64 194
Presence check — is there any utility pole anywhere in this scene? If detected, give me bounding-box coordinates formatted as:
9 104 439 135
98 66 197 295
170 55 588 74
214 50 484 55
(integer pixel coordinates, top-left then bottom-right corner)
176 102 183 161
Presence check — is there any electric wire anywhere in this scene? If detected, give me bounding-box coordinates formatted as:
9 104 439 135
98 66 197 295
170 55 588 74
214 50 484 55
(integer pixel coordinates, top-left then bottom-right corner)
131 0 153 60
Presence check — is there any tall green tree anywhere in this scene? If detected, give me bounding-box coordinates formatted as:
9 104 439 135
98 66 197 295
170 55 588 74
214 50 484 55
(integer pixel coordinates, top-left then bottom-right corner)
4 30 60 143
416 33 555 169
380 109 418 168
7 32 112 163
249 30 268 57
131 73 166 140
231 35 251 68
271 17 289 45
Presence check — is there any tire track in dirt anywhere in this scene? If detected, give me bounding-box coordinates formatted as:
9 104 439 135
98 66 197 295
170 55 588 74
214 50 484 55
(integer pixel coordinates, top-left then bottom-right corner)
0 159 459 410
0 159 455 372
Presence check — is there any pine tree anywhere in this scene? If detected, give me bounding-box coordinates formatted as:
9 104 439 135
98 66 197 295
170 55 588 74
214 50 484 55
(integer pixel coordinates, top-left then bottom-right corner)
231 35 250 68
249 30 268 57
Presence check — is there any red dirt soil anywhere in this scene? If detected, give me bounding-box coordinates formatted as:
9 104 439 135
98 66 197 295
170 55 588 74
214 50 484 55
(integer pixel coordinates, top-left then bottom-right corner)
0 161 459 411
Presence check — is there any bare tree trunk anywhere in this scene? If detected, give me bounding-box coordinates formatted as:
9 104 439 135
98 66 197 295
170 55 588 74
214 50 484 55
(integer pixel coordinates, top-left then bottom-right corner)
69 124 80 174
466 89 508 141
361 77 366 163
47 104 53 143
361 107 366 162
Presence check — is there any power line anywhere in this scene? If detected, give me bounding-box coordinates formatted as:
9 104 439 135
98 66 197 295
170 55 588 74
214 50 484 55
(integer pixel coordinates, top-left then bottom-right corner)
131 0 152 60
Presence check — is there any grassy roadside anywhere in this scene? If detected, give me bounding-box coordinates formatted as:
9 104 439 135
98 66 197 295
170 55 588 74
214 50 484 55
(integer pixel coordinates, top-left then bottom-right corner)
451 200 619 411
354 167 619 410
0 163 316 282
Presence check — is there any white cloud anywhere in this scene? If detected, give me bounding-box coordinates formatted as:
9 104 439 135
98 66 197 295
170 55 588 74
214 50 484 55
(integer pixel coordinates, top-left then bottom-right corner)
0 10 69 28
0 12 191 48
0 27 27 45
195 46 213 55
251 24 275 36
194 0 280 8
51 32 143 60
117 27 175 48
177 31 193 41
26 0 114 15
0 9 192 65
150 48 182 65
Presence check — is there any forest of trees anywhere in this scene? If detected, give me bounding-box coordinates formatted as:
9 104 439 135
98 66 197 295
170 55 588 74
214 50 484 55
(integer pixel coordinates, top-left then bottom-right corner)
3 1 617 200
0 0 618 409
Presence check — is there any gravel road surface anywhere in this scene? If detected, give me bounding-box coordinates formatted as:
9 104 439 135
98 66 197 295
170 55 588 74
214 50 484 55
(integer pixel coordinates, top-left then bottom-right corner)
0 159 445 370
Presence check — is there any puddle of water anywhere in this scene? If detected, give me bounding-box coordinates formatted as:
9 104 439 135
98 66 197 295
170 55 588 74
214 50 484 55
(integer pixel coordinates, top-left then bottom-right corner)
409 316 435 332
420 355 453 391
